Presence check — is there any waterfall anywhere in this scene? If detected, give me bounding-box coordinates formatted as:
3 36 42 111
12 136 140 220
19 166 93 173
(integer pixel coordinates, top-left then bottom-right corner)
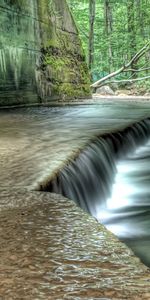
38 119 150 218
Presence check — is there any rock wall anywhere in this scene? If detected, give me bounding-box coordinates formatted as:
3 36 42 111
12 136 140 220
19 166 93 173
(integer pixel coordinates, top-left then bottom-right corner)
0 0 91 106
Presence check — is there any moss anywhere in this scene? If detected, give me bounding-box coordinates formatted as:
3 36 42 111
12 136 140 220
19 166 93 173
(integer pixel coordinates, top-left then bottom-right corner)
45 39 60 49
45 56 66 70
42 47 91 98
55 30 84 58
79 62 91 85
38 4 91 101
44 54 73 83
50 82 90 99
59 83 75 97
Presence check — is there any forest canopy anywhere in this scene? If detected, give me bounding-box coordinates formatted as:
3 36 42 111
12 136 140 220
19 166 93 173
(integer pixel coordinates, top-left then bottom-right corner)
67 0 150 91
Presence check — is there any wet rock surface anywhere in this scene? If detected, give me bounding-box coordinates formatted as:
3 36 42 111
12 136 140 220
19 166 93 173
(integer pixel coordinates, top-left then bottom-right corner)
0 191 150 300
0 102 150 299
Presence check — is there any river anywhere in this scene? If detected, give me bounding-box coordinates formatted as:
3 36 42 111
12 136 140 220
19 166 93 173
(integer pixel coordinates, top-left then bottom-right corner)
0 101 150 269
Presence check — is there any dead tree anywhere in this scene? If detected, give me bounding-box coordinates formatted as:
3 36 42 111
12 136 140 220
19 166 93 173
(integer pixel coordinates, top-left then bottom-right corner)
91 42 150 88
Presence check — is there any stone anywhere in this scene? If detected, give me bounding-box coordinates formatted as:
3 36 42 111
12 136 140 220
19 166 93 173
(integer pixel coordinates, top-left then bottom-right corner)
144 92 150 96
109 82 119 91
96 85 115 95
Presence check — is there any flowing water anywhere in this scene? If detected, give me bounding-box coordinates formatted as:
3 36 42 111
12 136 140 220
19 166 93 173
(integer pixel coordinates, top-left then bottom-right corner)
38 114 150 266
102 139 150 266
1 101 150 269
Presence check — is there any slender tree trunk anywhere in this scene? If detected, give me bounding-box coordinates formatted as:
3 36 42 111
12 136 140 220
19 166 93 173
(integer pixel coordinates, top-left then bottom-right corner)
135 0 144 35
135 0 148 76
127 0 136 77
145 51 150 75
88 0 96 72
104 0 113 72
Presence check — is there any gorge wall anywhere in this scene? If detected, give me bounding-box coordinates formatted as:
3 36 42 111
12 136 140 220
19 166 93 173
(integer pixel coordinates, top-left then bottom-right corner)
0 0 91 106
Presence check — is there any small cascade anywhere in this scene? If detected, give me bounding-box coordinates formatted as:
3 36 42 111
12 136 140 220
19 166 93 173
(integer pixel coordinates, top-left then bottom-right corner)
39 119 150 218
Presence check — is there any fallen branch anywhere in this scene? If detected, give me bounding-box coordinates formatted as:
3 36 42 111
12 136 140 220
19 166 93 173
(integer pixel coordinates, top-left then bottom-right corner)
101 74 150 85
91 41 150 88
124 67 150 72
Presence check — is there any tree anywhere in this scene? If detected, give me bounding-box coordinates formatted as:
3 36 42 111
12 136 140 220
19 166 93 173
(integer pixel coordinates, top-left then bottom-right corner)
91 42 150 88
127 0 136 77
88 0 96 72
104 0 113 72
68 0 150 88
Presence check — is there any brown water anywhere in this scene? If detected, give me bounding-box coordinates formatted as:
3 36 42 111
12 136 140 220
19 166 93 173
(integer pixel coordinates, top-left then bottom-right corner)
0 103 149 190
1 192 150 300
1 102 150 299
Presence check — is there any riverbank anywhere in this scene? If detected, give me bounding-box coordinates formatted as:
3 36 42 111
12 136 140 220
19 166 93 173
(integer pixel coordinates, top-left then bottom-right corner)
0 95 150 109
93 94 150 102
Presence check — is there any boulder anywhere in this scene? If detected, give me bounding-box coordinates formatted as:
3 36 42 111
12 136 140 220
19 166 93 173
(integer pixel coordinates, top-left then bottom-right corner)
96 85 115 95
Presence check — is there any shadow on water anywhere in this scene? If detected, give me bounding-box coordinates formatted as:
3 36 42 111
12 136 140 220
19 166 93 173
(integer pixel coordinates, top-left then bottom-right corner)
39 118 150 267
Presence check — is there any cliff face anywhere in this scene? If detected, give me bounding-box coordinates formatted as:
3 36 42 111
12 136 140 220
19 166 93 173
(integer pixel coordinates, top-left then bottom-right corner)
0 0 91 106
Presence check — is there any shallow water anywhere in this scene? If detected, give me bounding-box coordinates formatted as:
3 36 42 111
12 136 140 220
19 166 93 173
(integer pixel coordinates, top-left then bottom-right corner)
1 102 150 270
1 192 150 299
0 102 150 190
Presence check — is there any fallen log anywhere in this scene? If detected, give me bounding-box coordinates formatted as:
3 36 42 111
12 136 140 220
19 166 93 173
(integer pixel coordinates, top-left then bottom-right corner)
91 42 150 88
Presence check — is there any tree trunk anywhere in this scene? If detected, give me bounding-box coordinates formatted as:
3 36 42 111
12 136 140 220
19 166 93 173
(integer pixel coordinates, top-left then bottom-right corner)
91 42 150 88
127 0 136 77
135 0 144 35
88 0 96 72
104 0 113 72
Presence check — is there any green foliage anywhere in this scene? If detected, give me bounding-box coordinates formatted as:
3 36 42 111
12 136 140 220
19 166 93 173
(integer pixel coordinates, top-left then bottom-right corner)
58 83 90 97
42 40 91 98
67 0 150 85
136 81 150 93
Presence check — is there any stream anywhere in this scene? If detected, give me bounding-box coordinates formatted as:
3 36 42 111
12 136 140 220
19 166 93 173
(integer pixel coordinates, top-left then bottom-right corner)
1 101 150 268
